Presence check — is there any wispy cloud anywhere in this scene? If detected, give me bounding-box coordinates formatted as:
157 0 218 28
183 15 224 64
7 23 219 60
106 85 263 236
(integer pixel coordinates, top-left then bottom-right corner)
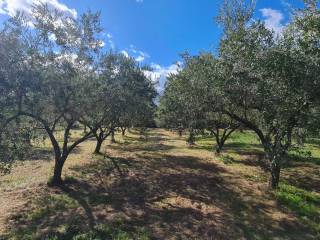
121 44 150 62
0 0 77 18
106 33 115 49
121 50 129 58
260 8 284 36
144 62 181 93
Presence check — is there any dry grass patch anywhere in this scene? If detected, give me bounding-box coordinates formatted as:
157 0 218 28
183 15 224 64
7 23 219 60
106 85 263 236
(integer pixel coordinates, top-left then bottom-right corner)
0 129 319 239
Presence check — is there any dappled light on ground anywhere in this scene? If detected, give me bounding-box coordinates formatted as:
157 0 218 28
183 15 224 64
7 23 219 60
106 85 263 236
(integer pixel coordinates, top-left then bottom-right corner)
0 129 319 239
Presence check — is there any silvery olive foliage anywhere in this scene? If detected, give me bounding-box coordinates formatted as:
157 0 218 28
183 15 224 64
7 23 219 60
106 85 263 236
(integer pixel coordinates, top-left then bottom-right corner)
159 0 320 188
0 3 156 184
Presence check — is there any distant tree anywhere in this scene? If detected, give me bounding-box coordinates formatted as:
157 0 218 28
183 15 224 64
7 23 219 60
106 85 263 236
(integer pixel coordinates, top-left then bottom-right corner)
84 52 157 154
158 62 205 145
205 112 239 154
159 53 238 149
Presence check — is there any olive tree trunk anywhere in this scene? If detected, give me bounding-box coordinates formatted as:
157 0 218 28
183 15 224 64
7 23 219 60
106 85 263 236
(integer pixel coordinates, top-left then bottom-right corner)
110 128 116 143
52 155 67 185
94 138 103 154
187 128 195 145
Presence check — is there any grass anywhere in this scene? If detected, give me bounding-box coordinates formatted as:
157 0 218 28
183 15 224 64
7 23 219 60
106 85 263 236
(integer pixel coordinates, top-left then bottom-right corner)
0 129 319 239
9 223 150 240
6 188 150 240
275 183 320 234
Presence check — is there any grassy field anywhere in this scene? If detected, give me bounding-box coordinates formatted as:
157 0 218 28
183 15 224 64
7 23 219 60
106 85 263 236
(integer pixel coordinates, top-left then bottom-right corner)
0 129 319 240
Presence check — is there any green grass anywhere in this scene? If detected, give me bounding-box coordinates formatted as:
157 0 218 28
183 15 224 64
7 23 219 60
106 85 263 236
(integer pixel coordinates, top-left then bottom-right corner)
288 140 320 165
69 225 150 240
275 183 320 233
218 154 235 164
8 197 150 240
195 130 262 154
9 223 150 240
2 129 320 240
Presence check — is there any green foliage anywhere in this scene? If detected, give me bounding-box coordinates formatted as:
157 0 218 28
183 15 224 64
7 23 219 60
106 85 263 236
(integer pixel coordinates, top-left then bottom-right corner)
69 225 150 240
0 2 156 180
0 122 37 174
275 183 320 232
219 155 235 164
159 0 320 188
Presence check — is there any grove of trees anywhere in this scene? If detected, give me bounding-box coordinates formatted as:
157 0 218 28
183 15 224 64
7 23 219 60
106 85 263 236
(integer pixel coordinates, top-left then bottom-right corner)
1 0 320 190
0 4 156 185
158 0 320 188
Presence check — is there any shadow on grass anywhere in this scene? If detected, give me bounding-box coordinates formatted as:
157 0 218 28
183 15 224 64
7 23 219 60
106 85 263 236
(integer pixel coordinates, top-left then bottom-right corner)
286 153 320 166
305 138 320 146
3 146 311 239
109 143 175 153
274 183 320 234
22 145 83 163
194 141 263 153
21 147 53 162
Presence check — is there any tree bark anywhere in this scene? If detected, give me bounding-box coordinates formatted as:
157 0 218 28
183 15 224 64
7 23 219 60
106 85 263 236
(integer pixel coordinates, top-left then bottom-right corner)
269 163 281 189
187 129 195 145
265 147 282 189
51 156 66 185
121 128 126 136
215 142 223 154
211 127 235 155
178 128 183 137
110 129 116 143
94 138 103 154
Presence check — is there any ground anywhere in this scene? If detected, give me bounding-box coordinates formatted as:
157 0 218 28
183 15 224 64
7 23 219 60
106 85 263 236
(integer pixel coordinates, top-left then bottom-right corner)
0 129 319 240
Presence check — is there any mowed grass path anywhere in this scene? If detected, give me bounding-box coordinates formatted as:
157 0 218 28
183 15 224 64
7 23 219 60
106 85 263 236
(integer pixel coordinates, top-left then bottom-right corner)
0 129 319 239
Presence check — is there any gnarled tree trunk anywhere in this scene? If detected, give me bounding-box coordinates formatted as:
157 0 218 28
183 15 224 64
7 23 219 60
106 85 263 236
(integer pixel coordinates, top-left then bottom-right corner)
187 128 195 145
94 138 103 154
52 155 67 185
121 127 126 136
270 163 281 189
211 126 238 155
110 128 116 143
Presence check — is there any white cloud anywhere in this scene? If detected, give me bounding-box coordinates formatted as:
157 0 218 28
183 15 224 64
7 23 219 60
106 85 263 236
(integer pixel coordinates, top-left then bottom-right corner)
260 8 284 36
144 62 181 93
133 47 149 62
98 40 105 48
0 0 77 18
121 44 150 62
135 50 149 62
106 33 115 49
135 55 145 62
48 33 56 41
0 1 6 14
121 50 129 58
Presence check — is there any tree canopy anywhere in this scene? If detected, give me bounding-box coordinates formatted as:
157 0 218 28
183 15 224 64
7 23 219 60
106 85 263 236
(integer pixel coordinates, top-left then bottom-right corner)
158 0 320 188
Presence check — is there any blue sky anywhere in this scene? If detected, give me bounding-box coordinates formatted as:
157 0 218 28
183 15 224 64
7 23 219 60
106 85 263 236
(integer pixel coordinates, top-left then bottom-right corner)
0 0 304 90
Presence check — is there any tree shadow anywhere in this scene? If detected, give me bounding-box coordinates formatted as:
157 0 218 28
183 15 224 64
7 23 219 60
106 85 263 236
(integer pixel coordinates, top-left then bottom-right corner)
305 138 320 146
3 147 311 239
108 142 175 153
286 153 320 166
20 147 53 162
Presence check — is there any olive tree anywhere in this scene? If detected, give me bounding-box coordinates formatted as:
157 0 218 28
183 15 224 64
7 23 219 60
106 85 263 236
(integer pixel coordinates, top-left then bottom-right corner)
159 65 206 145
0 15 37 173
2 4 103 185
216 0 320 188
84 52 157 154
159 53 238 149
